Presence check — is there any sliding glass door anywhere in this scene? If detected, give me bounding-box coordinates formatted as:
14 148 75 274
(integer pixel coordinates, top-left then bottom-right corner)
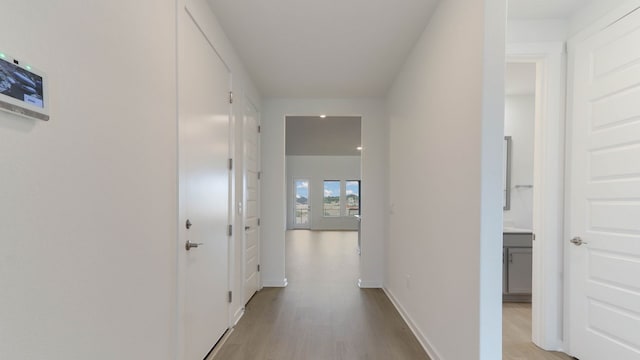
294 179 310 228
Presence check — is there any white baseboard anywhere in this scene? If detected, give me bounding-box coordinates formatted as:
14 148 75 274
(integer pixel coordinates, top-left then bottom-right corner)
261 278 288 287
207 327 234 360
383 287 443 360
231 306 244 327
357 278 383 288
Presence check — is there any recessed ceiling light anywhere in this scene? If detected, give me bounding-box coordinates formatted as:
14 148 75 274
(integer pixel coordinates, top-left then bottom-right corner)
356 146 363 151
319 114 327 118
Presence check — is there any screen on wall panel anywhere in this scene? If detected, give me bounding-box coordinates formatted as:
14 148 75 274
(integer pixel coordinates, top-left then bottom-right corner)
0 57 44 108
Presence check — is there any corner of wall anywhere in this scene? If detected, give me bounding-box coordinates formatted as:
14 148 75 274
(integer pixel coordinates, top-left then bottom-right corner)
382 287 442 360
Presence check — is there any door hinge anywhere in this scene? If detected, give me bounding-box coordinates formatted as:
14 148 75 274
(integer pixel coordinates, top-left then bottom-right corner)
228 224 232 236
257 218 261 226
229 91 233 104
532 233 536 241
257 171 261 180
228 291 232 303
257 264 261 272
228 158 233 170
258 125 261 133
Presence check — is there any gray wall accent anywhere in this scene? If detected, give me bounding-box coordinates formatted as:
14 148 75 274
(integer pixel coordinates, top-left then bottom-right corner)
286 116 361 156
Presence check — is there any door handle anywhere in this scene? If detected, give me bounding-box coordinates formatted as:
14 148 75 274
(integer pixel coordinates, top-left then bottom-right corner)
245 226 250 231
570 236 587 246
185 240 203 251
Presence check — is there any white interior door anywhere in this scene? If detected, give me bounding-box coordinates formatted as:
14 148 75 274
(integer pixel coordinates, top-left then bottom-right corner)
243 100 261 304
568 7 640 360
179 10 230 360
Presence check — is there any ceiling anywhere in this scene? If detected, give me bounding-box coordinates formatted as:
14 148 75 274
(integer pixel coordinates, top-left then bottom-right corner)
208 0 438 98
507 0 590 19
505 63 536 96
286 116 361 156
207 0 590 98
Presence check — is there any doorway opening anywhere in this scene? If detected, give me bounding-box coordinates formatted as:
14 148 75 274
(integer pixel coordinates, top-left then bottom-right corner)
503 61 552 359
504 42 567 358
284 115 362 281
285 116 362 232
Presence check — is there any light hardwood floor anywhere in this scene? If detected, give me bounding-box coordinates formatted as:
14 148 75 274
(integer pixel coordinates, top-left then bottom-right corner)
212 230 573 360
503 303 573 360
213 230 429 360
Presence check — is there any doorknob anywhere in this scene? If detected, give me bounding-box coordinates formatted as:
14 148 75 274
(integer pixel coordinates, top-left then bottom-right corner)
570 236 587 246
185 240 203 251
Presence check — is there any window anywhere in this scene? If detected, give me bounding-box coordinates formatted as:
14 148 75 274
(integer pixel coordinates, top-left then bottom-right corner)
294 179 310 226
323 181 341 217
346 180 360 216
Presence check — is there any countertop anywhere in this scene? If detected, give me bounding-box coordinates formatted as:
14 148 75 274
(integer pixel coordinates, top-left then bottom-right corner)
503 227 533 234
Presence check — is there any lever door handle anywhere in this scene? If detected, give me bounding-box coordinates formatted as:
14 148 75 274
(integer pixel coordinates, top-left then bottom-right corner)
245 226 250 231
570 237 587 246
185 240 203 251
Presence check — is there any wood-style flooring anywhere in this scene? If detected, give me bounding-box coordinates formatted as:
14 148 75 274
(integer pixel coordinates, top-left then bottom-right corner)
212 230 429 360
503 303 573 360
212 230 573 360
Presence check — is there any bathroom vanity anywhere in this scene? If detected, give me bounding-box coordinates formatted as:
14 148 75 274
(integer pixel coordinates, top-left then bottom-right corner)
503 229 533 302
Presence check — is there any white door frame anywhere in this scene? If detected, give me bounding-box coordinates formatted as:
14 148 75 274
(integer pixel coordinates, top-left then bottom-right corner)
507 42 566 351
228 85 239 328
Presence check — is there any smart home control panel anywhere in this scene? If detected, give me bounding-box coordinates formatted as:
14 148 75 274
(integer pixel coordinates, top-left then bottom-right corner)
0 51 49 121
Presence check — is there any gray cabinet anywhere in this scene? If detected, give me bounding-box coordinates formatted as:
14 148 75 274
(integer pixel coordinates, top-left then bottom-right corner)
503 232 532 302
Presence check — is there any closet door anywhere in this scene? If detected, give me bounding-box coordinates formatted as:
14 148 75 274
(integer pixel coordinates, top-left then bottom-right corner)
243 100 261 304
179 7 231 359
567 6 640 360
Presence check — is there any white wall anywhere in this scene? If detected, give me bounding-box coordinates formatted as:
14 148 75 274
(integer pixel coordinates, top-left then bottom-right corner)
187 0 261 106
504 95 535 230
0 1 178 359
261 98 387 288
385 0 505 359
507 19 568 44
286 156 360 230
0 1 262 358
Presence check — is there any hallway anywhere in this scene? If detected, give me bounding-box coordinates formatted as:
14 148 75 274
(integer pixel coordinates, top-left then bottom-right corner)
213 230 429 359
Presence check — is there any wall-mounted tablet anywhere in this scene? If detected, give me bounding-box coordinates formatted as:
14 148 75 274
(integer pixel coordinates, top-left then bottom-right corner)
0 51 49 121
